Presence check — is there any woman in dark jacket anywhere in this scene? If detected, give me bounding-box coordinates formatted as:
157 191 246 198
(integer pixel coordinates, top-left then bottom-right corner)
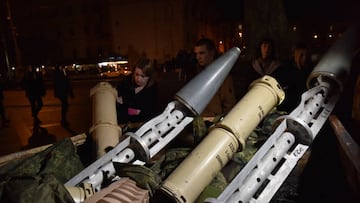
236 38 283 99
116 57 158 124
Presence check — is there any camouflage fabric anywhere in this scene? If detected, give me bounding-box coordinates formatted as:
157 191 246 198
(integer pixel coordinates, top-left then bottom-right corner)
113 109 287 201
113 163 162 197
192 116 208 144
113 148 191 197
195 172 228 203
193 115 224 144
0 138 84 203
150 147 191 179
259 108 287 137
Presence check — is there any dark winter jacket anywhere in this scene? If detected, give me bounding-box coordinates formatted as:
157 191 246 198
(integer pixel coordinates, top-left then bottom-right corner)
116 75 158 123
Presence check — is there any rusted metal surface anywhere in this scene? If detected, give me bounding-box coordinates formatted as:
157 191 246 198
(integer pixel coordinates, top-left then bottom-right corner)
329 114 360 200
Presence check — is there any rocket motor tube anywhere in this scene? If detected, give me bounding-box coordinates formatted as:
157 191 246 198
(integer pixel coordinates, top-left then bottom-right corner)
160 75 284 203
161 128 238 203
218 75 285 149
89 82 122 158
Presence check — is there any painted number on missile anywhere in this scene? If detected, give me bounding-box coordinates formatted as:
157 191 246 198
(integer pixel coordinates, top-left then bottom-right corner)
228 142 236 153
258 105 265 120
320 108 331 118
292 145 305 157
216 155 224 167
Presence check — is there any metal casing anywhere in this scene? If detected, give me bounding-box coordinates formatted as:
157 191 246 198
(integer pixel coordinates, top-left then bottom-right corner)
89 82 122 158
161 75 284 203
307 24 360 91
219 75 285 148
175 47 241 115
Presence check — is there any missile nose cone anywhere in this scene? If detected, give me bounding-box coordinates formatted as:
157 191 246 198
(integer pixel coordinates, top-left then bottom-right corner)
175 47 241 116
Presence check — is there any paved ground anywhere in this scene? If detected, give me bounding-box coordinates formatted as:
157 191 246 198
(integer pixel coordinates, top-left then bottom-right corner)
0 85 93 157
0 71 184 158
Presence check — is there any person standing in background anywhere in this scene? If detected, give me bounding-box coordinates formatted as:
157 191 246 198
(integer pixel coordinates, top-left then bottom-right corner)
251 38 282 76
275 43 313 112
0 82 9 127
54 65 74 127
22 65 46 126
237 37 283 100
192 37 236 118
116 57 158 125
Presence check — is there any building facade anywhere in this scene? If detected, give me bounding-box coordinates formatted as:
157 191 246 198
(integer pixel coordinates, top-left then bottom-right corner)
4 0 238 68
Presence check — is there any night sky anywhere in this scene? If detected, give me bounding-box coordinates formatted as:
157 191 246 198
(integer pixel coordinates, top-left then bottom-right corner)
211 0 360 22
211 0 244 21
284 0 360 22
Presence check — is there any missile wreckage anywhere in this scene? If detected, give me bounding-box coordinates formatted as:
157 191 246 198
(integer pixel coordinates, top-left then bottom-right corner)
1 24 358 203
65 24 359 202
65 47 242 201
205 24 360 203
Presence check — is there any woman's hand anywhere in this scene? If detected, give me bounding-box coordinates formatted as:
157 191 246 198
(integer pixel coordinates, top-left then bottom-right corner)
116 96 123 104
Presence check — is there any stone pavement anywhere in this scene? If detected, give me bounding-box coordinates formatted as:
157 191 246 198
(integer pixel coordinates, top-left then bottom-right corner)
0 86 92 157
0 71 184 159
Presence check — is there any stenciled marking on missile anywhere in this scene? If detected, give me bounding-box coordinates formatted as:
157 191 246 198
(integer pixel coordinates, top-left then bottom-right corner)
216 154 224 167
257 105 265 120
228 142 236 153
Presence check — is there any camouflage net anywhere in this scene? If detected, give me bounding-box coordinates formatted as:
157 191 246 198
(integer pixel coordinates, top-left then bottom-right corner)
113 110 290 201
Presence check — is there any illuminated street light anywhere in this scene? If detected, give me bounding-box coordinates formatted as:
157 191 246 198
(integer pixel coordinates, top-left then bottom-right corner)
218 41 225 53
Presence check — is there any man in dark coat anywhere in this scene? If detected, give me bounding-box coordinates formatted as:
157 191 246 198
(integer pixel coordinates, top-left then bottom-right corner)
22 65 46 125
54 66 74 127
